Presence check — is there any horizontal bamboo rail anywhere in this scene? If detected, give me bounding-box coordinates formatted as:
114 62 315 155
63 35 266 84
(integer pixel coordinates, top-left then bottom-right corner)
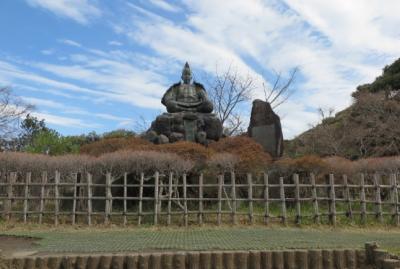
0 171 399 226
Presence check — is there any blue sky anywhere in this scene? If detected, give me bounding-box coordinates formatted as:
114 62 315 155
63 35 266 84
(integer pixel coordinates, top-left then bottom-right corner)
0 0 399 139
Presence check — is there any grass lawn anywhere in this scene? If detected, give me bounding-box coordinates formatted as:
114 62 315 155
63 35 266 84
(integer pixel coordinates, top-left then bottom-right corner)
2 224 400 255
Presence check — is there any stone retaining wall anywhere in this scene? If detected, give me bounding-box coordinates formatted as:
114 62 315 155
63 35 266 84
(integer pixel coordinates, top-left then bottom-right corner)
1 243 399 269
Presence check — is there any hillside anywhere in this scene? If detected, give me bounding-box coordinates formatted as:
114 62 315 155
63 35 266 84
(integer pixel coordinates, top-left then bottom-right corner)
286 58 400 160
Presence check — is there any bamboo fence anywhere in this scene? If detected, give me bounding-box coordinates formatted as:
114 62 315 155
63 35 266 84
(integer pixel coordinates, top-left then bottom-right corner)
0 171 399 226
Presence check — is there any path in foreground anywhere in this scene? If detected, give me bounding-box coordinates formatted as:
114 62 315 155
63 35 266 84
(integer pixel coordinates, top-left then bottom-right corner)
2 226 400 255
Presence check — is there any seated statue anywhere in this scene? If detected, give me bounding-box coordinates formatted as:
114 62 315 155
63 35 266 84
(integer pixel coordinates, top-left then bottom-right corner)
144 62 223 145
162 62 214 113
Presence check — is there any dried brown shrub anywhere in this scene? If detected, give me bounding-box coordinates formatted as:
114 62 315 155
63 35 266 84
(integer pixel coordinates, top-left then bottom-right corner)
206 153 239 173
323 156 356 175
0 150 193 176
96 150 194 175
272 155 328 175
156 141 213 165
353 156 400 174
80 137 152 156
209 136 272 172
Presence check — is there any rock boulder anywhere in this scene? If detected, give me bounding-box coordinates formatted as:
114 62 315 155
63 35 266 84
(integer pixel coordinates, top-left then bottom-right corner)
248 99 283 158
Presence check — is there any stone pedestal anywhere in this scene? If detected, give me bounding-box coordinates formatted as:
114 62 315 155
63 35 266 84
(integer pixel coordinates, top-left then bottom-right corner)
144 112 223 145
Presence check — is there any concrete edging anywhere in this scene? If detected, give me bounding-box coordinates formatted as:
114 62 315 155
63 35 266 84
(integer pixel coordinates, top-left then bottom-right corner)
1 243 399 269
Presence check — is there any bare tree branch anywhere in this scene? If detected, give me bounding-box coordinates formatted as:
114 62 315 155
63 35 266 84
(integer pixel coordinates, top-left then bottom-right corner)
0 87 33 140
205 65 254 136
263 67 298 109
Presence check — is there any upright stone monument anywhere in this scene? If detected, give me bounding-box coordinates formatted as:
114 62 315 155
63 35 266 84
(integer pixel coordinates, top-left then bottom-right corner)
248 99 283 158
144 62 223 145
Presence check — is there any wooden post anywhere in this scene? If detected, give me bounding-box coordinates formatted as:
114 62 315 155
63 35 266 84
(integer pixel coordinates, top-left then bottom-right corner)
138 172 144 226
23 172 31 224
217 174 223 225
167 172 173 226
294 174 301 225
6 172 16 221
122 172 127 226
360 174 366 225
279 177 287 225
329 174 336 226
39 171 47 224
231 171 237 225
198 173 204 225
72 173 78 225
54 170 60 226
154 171 159 225
183 173 188 226
343 175 353 222
263 173 269 225
390 173 400 226
87 173 92 226
374 173 383 223
7 172 17 220
105 172 112 225
311 173 320 224
247 173 254 225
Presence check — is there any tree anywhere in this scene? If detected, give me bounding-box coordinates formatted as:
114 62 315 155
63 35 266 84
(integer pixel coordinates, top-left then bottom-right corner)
205 65 255 136
355 58 400 94
0 87 33 139
18 114 49 149
26 129 85 155
262 67 298 109
205 65 298 136
102 129 136 139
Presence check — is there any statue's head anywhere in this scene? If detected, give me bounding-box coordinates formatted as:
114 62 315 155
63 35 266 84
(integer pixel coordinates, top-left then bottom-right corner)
181 62 192 84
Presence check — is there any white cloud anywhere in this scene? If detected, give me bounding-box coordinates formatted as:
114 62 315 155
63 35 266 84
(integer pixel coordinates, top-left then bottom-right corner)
58 39 82 47
41 49 55 55
26 0 101 25
32 112 101 128
148 0 181 13
22 96 133 128
108 40 123 46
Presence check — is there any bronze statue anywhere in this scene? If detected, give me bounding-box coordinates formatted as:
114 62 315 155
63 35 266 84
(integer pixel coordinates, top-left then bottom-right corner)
162 62 213 113
144 62 223 145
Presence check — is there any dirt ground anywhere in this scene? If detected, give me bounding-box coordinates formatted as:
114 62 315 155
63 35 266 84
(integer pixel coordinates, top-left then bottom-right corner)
0 235 38 257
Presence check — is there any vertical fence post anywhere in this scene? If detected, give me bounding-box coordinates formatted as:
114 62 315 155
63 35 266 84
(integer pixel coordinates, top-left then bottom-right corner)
263 173 269 225
154 171 159 225
329 174 336 226
279 177 287 225
231 171 237 225
183 173 188 227
294 174 301 225
105 172 112 225
198 173 204 225
8 173 16 221
123 172 127 226
217 174 223 225
247 173 254 225
167 172 173 226
87 173 92 226
138 172 144 226
391 173 400 226
5 172 15 221
343 175 353 222
360 174 366 225
374 173 383 223
54 170 60 226
72 173 78 225
23 172 31 224
39 171 47 224
310 173 319 224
